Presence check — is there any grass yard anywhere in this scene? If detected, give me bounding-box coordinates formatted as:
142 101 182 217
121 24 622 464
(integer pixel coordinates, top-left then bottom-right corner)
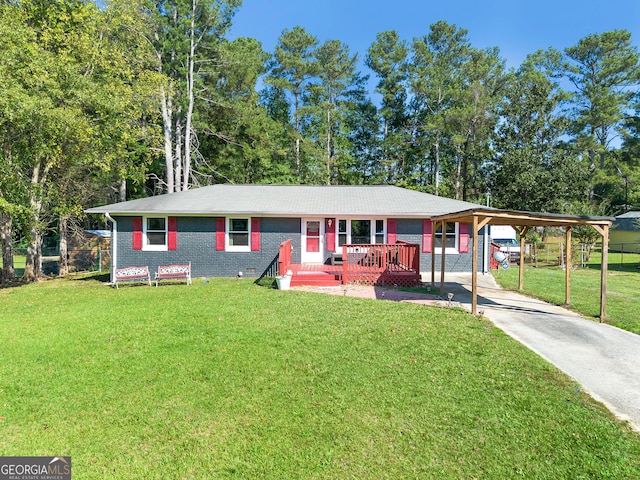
1 275 639 478
493 253 640 335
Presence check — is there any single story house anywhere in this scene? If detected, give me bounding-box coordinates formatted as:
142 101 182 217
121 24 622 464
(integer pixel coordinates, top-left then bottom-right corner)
610 211 640 253
85 184 490 286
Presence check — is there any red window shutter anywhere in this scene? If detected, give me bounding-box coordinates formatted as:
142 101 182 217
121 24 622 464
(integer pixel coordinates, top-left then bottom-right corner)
251 218 261 251
387 219 397 244
459 223 470 253
325 218 336 252
422 220 432 253
168 217 177 250
132 217 143 250
216 218 225 251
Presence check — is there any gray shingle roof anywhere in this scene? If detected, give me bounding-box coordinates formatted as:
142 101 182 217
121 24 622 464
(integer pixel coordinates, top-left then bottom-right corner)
85 184 484 217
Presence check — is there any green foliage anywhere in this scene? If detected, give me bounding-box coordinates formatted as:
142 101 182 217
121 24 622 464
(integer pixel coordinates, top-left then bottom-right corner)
3 2 640 243
488 52 588 212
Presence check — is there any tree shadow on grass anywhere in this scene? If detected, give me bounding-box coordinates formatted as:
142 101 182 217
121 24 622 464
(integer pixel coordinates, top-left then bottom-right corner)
74 272 111 283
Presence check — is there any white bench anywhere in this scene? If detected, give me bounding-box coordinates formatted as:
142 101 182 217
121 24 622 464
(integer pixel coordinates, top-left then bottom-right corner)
155 262 192 286
114 266 151 288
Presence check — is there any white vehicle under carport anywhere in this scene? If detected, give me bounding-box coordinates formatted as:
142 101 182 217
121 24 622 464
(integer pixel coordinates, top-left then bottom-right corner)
491 226 521 264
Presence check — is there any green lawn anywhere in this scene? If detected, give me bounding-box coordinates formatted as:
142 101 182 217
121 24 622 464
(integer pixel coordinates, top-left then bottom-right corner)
493 252 640 335
0 254 25 278
1 274 639 478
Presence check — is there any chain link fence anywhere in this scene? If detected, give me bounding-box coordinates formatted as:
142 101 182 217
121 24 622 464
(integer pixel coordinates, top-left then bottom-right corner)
521 242 640 268
12 247 111 275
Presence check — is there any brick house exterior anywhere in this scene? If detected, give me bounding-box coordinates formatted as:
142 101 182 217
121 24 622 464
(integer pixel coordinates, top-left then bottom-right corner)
86 185 488 281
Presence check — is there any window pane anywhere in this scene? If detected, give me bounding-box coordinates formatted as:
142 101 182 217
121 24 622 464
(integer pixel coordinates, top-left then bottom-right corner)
230 233 249 246
147 232 166 245
376 220 384 234
435 224 456 235
338 220 347 233
351 220 371 244
446 235 456 249
307 221 320 236
148 217 165 231
338 234 347 247
231 219 248 232
434 223 456 249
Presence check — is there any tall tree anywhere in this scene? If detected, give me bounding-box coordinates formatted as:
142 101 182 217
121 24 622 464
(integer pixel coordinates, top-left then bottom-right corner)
618 100 640 211
445 46 505 201
0 0 98 281
489 51 589 211
409 21 472 193
311 39 358 184
0 0 158 281
147 0 241 193
366 30 408 182
267 26 319 176
562 30 640 181
343 80 381 184
197 37 294 184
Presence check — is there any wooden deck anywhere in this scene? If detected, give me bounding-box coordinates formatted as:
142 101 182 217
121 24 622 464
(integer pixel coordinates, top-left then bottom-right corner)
280 241 422 288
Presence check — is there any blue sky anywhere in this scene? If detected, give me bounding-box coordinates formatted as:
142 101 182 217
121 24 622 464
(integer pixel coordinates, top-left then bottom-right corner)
230 0 640 73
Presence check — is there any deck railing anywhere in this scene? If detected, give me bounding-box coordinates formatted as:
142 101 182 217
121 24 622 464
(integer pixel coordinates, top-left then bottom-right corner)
278 239 292 276
341 242 420 285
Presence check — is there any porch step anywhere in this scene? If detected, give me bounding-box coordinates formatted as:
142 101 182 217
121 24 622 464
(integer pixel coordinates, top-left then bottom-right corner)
290 270 342 287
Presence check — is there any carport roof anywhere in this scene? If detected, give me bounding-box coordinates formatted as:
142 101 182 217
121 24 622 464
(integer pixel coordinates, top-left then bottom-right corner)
429 207 614 320
431 207 614 228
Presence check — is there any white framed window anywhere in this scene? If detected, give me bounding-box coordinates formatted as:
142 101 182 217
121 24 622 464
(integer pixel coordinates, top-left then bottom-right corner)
227 217 250 252
435 223 459 253
375 219 385 244
336 219 386 245
144 216 168 251
338 219 348 247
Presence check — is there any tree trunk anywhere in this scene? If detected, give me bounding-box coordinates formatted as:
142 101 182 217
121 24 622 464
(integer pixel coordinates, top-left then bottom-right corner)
433 130 440 196
23 161 48 282
175 115 183 192
0 211 14 284
454 145 462 201
182 0 197 192
59 215 69 277
119 177 126 202
23 226 42 282
326 108 331 185
160 84 175 194
294 92 301 174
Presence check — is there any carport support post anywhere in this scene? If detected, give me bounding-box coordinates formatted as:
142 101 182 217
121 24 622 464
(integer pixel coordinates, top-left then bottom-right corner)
565 227 572 306
431 220 436 291
590 223 610 321
516 226 528 291
600 225 609 321
471 216 479 315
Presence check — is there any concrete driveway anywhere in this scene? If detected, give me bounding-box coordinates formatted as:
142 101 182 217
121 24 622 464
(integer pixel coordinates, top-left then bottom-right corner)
442 273 640 432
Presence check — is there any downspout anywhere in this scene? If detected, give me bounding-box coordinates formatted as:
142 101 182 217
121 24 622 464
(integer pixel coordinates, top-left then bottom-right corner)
105 213 117 284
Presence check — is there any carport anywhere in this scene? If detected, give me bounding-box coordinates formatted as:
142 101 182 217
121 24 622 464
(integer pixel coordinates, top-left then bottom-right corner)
429 208 614 318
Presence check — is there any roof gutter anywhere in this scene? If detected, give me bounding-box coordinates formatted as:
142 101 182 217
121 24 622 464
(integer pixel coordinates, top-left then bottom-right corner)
104 212 117 284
